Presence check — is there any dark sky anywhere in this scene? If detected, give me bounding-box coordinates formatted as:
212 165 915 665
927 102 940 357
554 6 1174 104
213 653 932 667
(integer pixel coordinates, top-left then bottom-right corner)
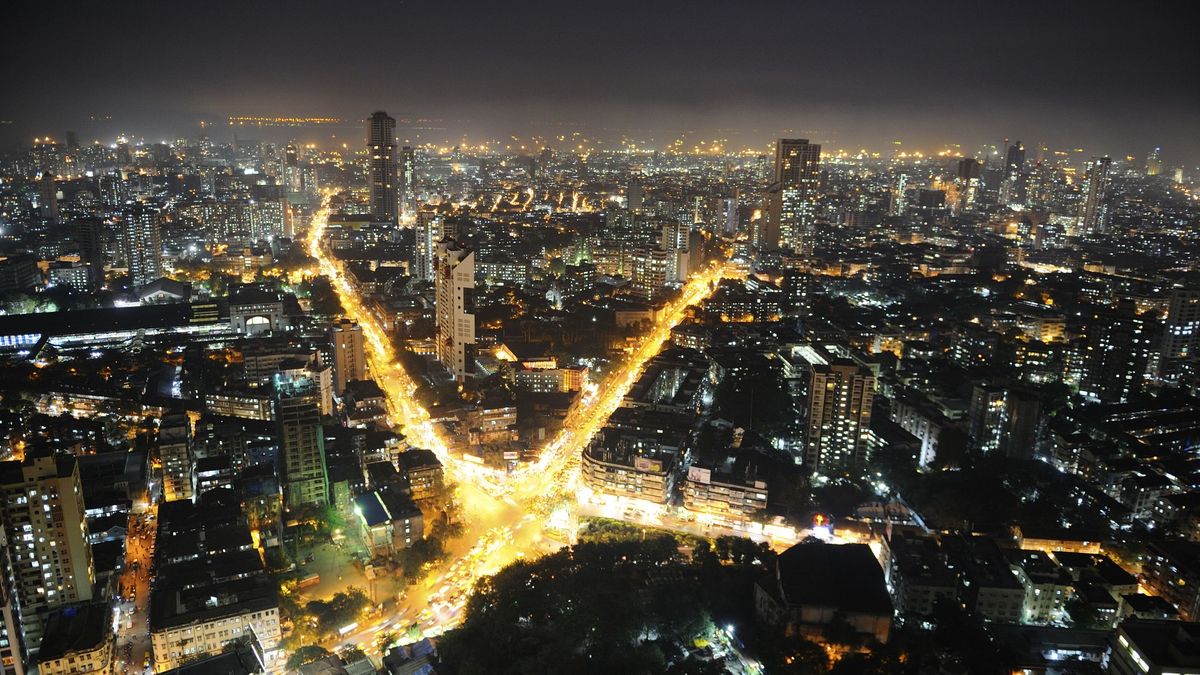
5 0 1198 163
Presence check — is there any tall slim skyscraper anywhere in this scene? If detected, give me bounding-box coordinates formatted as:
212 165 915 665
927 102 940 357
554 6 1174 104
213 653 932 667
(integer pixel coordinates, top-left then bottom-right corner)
1000 140 1026 204
762 138 821 252
275 376 329 509
71 217 106 291
1078 155 1112 235
122 204 162 287
660 221 691 282
0 454 94 653
329 317 366 394
368 111 398 223
413 209 442 282
0 532 25 675
627 176 644 214
889 173 909 216
435 238 476 382
283 143 303 193
36 172 57 223
805 361 874 475
399 145 415 217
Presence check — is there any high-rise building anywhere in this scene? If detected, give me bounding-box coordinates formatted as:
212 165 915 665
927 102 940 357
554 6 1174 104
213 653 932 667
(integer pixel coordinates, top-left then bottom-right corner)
1145 146 1162 176
0 528 27 675
627 176 644 214
71 218 106 291
775 138 822 186
629 246 670 301
0 454 94 653
435 238 476 382
283 143 303 193
399 145 415 217
36 172 58 223
1158 288 1200 383
329 317 366 394
805 361 875 475
1078 156 1112 235
368 111 398 223
121 204 162 287
1073 308 1154 403
1000 140 1026 204
158 412 194 502
413 209 442 282
275 376 329 509
762 138 821 252
889 173 909 216
955 157 982 213
660 221 691 283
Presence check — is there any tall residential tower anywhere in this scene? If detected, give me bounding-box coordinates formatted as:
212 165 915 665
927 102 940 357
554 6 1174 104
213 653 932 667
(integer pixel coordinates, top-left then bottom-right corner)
368 111 398 223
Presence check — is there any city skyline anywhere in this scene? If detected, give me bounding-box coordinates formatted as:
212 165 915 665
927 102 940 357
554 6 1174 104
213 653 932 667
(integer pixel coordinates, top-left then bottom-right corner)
4 1 1199 163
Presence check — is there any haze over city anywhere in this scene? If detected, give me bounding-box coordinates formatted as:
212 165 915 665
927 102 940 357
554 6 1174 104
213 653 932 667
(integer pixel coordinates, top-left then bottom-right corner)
5 0 1199 162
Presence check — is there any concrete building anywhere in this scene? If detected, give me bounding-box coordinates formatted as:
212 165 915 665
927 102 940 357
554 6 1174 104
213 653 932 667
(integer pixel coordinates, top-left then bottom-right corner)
1109 620 1200 675
328 318 366 395
755 543 893 644
434 238 476 382
121 204 162 287
275 376 329 509
34 602 112 675
0 454 94 653
805 361 875 475
352 488 425 556
149 496 280 671
368 111 398 223
158 412 195 502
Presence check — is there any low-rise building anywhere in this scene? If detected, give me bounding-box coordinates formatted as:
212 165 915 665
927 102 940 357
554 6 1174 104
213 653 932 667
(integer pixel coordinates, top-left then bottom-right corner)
1110 619 1200 675
35 602 113 675
353 488 425 556
881 532 958 617
755 542 893 644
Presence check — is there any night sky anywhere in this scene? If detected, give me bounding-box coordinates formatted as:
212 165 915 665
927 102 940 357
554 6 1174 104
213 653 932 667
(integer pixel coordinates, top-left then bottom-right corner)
5 0 1198 162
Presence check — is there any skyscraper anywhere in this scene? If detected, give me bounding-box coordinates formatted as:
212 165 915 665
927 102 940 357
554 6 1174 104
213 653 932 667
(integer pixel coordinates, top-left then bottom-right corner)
805 361 874 475
399 145 415 217
1000 140 1025 204
435 238 476 382
1073 308 1154 403
762 138 821 252
329 317 366 394
122 204 162 287
368 111 398 223
413 209 443 282
1157 288 1200 383
283 143 303 193
36 172 57 223
955 158 981 212
1078 155 1112 235
889 173 909 216
275 376 329 509
71 217 105 291
660 221 691 283
627 176 644 214
1145 146 1162 176
0 454 94 653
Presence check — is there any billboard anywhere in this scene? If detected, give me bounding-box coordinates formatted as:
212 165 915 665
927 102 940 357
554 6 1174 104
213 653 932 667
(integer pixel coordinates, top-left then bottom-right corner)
634 456 663 473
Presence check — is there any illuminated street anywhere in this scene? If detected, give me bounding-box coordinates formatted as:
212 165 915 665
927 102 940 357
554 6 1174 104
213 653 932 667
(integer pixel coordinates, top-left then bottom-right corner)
304 193 735 644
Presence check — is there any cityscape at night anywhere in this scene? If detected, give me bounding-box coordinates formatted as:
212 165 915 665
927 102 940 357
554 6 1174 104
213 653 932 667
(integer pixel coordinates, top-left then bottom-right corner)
1 2 1199 674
